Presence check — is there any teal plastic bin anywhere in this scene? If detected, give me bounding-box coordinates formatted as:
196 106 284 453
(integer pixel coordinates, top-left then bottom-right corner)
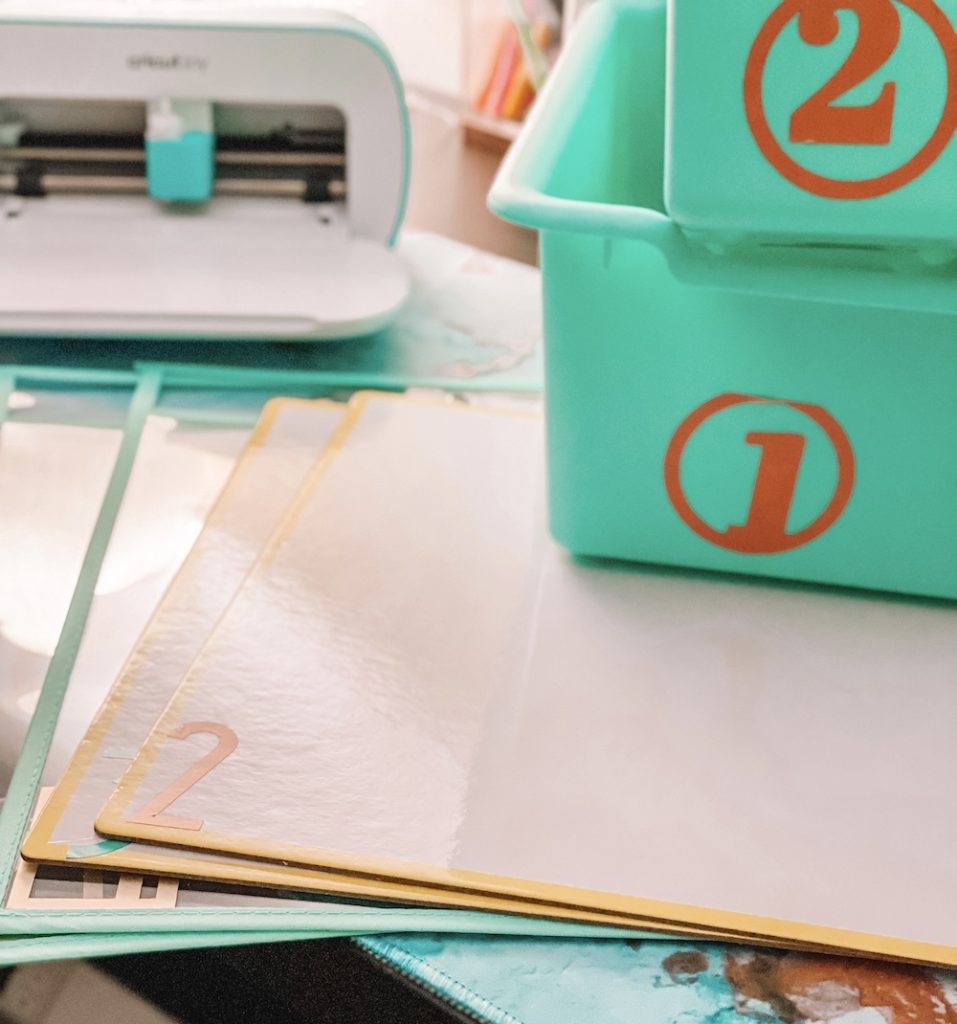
489 0 957 600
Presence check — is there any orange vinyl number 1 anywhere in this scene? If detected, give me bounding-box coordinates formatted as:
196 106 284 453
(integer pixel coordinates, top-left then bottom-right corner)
789 0 901 145
723 431 807 552
127 722 238 831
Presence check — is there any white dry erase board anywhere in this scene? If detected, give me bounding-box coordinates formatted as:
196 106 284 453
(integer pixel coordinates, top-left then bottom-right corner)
96 392 957 964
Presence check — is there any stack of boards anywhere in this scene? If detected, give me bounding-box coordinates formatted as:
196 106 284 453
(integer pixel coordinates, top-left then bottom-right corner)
19 391 957 965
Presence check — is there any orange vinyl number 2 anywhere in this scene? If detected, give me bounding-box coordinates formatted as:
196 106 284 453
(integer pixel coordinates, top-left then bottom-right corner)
745 0 956 197
127 722 238 831
789 0 901 145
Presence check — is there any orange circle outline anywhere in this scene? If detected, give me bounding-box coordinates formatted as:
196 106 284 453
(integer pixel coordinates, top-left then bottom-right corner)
743 0 957 199
663 393 855 554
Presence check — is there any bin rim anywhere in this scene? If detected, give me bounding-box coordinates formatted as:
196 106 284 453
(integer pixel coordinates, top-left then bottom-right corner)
488 0 957 318
488 0 669 241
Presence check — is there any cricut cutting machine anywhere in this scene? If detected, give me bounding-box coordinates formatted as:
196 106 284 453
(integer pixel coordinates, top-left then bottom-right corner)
0 2 411 340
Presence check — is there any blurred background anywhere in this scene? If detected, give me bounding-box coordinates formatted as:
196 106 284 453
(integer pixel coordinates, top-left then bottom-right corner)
316 0 595 264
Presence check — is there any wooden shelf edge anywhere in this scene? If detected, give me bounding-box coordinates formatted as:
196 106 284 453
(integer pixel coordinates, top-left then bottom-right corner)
460 111 522 155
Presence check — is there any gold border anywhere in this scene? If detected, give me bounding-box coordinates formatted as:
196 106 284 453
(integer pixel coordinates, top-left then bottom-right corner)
91 391 957 966
9 791 178 910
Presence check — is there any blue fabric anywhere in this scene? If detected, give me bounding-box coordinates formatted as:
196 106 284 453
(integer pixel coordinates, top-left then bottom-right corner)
359 934 957 1024
360 936 736 1024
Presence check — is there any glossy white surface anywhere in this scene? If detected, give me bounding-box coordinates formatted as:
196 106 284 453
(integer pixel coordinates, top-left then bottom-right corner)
106 396 544 863
462 548 957 945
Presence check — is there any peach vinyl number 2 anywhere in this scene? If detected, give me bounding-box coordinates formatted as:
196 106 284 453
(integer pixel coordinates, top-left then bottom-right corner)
127 722 238 832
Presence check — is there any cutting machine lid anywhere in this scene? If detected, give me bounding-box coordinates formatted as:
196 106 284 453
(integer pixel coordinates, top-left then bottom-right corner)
0 3 412 340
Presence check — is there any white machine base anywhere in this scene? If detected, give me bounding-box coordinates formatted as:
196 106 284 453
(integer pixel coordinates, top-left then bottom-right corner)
0 196 410 341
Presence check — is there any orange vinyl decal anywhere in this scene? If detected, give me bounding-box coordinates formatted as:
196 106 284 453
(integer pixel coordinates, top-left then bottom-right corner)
663 393 855 555
789 0 900 146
